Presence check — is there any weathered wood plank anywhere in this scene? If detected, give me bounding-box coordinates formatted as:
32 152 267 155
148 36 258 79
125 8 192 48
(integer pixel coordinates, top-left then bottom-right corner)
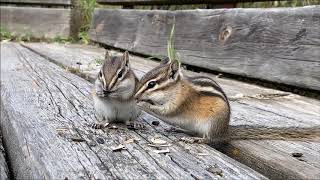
89 7 320 91
0 130 10 180
23 42 320 179
0 6 71 38
1 42 266 179
96 0 287 5
0 0 71 5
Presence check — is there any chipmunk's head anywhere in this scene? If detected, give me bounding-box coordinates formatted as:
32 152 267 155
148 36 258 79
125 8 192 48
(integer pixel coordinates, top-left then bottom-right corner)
135 58 182 115
95 51 135 99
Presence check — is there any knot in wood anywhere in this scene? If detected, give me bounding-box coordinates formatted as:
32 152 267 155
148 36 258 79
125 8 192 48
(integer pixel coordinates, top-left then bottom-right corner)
219 26 232 43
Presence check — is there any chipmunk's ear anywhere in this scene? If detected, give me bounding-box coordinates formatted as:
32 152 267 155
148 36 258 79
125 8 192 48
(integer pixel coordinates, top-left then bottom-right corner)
122 51 129 66
105 50 110 60
169 60 180 80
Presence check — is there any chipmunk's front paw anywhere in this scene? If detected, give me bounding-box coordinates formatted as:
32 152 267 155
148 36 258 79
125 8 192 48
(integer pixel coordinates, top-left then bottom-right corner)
90 122 110 129
180 137 208 144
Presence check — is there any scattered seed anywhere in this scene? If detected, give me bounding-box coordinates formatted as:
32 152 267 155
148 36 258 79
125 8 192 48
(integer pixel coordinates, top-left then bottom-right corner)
151 121 160 126
103 123 110 128
112 144 126 152
127 123 146 130
56 127 69 132
126 124 136 130
153 148 170 154
70 137 86 142
150 138 167 145
216 73 223 78
124 139 134 144
96 137 105 144
292 152 303 158
208 165 223 177
88 141 97 147
109 125 118 129
233 93 245 99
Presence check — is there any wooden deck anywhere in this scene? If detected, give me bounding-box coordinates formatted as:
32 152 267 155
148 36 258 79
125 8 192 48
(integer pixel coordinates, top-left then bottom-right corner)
1 42 268 179
1 42 319 179
0 130 9 180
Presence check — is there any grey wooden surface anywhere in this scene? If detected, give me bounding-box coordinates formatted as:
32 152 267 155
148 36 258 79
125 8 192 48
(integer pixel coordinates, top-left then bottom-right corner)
0 42 266 179
89 6 320 91
96 0 286 5
23 42 320 179
0 6 71 38
0 0 71 5
0 130 9 180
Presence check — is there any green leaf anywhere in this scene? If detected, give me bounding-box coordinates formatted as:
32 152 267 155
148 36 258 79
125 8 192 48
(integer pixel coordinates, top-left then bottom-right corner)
167 23 181 63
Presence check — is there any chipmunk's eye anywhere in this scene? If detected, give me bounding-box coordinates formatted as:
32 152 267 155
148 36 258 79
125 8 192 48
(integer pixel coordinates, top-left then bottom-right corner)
147 81 156 89
118 70 124 79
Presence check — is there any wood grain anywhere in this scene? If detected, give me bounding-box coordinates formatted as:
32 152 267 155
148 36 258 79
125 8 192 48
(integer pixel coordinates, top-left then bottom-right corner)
0 130 9 180
89 7 320 91
1 42 266 179
0 6 71 38
96 0 287 5
23 42 320 179
0 0 71 5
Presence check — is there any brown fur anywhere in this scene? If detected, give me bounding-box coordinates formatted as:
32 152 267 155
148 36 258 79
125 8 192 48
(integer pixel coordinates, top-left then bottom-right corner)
135 59 319 143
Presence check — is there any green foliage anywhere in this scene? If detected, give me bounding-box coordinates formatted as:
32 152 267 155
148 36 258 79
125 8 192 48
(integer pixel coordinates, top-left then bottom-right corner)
94 58 104 65
167 24 180 62
79 0 97 33
0 27 38 42
16 32 33 42
0 26 13 41
0 26 75 43
51 36 74 44
79 31 90 44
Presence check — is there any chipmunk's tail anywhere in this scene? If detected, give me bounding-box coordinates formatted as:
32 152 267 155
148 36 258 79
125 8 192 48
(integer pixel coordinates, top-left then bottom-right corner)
229 125 320 141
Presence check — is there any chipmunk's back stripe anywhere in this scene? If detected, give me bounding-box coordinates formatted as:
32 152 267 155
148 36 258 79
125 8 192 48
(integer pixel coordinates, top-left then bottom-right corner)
189 76 228 102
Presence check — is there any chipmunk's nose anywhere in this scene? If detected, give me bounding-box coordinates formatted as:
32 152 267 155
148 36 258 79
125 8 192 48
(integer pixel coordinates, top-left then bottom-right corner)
103 90 111 94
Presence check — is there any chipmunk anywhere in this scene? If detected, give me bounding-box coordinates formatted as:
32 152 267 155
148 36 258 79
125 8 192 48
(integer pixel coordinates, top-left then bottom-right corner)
92 51 139 128
134 58 320 144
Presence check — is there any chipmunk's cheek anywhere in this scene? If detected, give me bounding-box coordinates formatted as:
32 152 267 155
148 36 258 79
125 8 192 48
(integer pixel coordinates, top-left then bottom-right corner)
137 101 150 110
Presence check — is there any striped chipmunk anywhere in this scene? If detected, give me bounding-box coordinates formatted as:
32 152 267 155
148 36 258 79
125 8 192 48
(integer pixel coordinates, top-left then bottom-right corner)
92 51 140 129
134 58 320 145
